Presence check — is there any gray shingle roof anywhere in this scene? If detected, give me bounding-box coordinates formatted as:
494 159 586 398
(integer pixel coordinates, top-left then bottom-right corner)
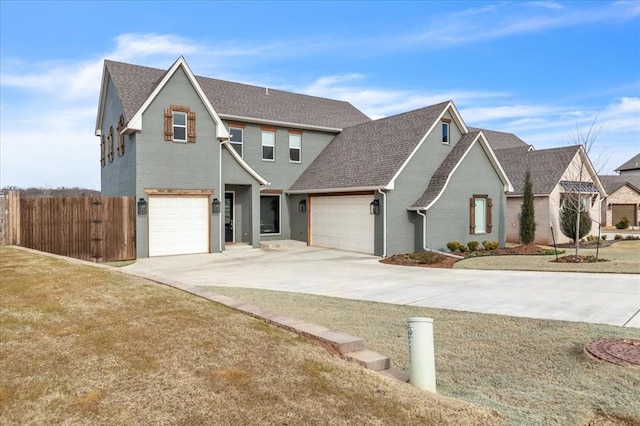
614 153 640 172
289 101 450 191
495 145 581 195
411 131 479 208
104 60 371 130
469 127 529 150
599 175 640 194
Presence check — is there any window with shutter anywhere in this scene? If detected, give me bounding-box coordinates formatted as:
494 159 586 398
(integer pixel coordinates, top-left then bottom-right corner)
164 105 196 143
117 115 125 157
470 195 492 234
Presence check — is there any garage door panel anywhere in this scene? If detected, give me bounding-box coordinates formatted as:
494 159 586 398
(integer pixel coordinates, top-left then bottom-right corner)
311 195 374 254
149 196 209 257
612 204 636 226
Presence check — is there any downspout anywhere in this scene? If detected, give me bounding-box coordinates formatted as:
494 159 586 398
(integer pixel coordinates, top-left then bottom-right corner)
219 139 223 252
417 209 463 260
377 189 387 257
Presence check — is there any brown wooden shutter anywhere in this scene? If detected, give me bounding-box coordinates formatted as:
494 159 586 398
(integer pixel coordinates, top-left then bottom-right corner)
117 115 125 156
469 197 475 234
164 108 173 141
100 135 106 167
487 198 493 233
108 126 114 163
187 111 196 143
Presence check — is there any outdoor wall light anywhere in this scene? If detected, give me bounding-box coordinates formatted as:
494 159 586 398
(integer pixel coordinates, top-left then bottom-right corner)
607 203 612 210
370 199 380 215
298 199 307 213
137 198 148 215
212 198 221 214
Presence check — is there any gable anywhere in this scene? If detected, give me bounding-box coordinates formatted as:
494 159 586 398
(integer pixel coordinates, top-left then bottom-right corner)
96 58 370 135
289 101 457 192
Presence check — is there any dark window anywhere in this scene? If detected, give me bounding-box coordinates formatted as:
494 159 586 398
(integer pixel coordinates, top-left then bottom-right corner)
260 195 280 234
442 122 449 144
262 131 275 160
173 111 187 142
229 127 243 157
289 133 301 162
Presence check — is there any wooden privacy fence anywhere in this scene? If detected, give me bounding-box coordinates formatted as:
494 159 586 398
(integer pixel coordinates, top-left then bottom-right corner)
2 191 136 262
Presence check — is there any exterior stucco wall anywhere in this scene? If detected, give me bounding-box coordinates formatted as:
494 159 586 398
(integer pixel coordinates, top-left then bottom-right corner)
425 141 507 251
135 67 221 258
505 196 551 244
385 109 463 256
100 76 136 197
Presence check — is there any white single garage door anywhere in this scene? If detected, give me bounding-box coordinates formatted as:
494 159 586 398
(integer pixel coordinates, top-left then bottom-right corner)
310 195 375 254
148 196 209 257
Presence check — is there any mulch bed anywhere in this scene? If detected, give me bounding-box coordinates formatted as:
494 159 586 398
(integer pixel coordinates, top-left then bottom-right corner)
379 243 616 268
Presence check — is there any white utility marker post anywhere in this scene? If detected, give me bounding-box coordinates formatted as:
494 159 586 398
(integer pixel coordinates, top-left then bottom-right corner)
407 317 436 392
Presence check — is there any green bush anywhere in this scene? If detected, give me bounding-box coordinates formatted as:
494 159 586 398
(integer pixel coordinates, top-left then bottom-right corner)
585 234 598 242
615 216 630 229
446 241 462 252
559 195 591 242
458 244 468 253
481 240 500 250
467 241 480 251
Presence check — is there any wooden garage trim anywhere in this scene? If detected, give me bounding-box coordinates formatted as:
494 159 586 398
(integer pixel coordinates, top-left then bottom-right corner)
145 189 213 196
261 189 283 195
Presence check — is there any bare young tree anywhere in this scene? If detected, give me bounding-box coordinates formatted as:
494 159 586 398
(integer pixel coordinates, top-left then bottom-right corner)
558 118 606 257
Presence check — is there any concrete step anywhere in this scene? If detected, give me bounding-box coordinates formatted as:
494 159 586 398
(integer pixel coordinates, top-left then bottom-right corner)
344 350 390 371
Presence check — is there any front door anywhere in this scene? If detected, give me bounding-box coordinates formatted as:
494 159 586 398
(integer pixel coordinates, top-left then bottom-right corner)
225 192 234 243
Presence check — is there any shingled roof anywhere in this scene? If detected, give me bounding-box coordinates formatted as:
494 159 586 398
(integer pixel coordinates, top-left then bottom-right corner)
104 59 371 130
599 175 640 194
468 127 529 150
289 101 450 191
410 131 481 209
495 145 582 195
615 153 640 173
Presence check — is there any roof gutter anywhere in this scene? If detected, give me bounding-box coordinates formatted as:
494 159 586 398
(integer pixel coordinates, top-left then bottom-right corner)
219 114 344 134
287 184 393 195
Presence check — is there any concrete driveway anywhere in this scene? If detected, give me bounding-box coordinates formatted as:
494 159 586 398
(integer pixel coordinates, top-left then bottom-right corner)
123 241 640 328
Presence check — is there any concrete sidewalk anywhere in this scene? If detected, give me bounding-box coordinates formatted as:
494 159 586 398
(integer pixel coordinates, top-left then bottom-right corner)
123 242 640 328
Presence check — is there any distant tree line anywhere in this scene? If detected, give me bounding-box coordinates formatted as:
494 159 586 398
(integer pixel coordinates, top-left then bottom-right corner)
1 186 100 198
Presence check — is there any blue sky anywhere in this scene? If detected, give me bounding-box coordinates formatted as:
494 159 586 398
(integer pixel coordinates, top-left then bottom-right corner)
1 0 639 190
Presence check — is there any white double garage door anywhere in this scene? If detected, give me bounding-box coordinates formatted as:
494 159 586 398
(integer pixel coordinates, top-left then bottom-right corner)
147 194 374 256
310 195 375 255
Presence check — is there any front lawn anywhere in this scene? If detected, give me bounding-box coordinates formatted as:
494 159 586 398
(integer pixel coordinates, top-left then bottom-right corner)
0 247 499 425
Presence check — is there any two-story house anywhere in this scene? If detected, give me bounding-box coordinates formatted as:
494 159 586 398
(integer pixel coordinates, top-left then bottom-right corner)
96 57 512 258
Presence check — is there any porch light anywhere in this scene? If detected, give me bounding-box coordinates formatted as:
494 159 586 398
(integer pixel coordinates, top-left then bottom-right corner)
370 199 380 215
137 198 148 215
298 199 307 213
607 203 612 209
212 198 221 214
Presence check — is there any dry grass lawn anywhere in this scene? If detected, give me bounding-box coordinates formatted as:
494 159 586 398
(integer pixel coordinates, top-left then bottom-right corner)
454 240 640 273
208 288 640 426
0 247 501 425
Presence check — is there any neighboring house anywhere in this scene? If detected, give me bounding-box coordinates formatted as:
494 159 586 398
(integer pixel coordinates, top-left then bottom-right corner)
615 153 640 176
96 56 512 258
598 175 640 227
492 145 606 244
